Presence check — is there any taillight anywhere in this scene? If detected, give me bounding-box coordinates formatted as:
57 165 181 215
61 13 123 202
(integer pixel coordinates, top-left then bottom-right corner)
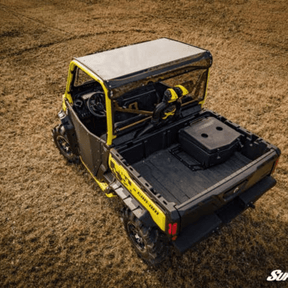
271 158 280 174
168 223 178 237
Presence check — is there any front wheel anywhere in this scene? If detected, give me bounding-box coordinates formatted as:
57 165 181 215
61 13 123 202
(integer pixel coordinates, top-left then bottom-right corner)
52 124 79 163
122 208 169 266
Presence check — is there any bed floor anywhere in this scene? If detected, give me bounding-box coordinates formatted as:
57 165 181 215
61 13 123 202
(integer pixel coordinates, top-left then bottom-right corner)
133 148 251 205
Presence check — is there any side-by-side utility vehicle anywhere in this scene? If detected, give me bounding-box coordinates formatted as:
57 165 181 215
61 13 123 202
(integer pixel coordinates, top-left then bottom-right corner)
52 38 280 265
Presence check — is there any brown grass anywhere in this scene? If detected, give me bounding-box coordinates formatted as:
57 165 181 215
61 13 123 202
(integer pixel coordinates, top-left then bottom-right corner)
0 0 287 287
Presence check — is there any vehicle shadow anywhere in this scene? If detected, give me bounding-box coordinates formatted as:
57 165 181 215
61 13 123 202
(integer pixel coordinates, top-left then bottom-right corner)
150 209 288 288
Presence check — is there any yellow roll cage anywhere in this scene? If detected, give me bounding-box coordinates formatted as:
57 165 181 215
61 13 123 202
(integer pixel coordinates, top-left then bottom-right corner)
62 60 115 146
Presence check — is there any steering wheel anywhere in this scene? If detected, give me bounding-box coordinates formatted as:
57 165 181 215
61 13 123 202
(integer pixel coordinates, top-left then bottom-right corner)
87 92 106 118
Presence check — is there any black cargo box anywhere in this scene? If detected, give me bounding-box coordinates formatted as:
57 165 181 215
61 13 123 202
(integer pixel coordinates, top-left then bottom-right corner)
179 117 241 168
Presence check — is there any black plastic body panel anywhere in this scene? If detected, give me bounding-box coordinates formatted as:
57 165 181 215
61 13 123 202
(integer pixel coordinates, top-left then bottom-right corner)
67 103 107 176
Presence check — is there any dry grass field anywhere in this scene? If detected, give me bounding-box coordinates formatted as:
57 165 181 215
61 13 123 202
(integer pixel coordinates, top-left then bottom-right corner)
0 0 287 287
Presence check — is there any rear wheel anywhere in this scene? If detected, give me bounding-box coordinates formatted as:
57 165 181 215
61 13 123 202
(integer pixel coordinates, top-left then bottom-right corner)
52 124 79 163
122 208 169 266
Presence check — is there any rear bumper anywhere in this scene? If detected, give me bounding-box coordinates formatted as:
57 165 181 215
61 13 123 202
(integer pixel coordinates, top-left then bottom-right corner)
173 175 276 254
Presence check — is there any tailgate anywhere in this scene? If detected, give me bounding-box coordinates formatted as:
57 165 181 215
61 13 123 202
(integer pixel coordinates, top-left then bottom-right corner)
176 149 279 229
173 175 276 253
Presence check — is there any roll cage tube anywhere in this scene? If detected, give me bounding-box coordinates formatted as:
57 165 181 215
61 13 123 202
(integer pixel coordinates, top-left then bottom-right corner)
198 68 210 108
63 60 115 146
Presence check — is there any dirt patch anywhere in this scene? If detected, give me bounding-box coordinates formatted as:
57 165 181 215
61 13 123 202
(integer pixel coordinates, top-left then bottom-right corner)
1 0 287 287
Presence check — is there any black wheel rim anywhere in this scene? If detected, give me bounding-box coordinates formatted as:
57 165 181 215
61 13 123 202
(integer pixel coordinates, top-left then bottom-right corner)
56 135 73 157
127 223 146 252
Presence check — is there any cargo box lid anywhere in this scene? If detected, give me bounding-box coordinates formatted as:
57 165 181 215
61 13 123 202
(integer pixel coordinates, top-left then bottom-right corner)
180 117 241 154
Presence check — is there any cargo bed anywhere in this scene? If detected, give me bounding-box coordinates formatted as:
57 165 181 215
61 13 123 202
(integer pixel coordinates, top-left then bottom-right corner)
115 110 279 214
133 148 251 205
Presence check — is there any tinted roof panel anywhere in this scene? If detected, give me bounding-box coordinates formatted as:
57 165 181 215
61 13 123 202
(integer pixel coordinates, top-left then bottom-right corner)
75 38 207 81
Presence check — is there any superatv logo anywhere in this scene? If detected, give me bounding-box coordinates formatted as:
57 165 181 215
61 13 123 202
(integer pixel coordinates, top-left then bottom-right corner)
267 270 288 282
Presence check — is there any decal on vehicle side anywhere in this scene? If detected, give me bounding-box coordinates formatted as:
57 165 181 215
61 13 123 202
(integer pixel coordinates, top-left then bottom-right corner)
109 155 166 231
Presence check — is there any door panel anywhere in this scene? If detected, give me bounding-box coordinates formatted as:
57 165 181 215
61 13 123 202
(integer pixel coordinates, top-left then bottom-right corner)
68 105 102 175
